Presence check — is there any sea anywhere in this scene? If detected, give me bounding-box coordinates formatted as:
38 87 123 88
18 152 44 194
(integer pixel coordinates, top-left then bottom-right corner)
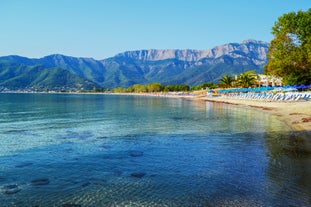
0 93 310 207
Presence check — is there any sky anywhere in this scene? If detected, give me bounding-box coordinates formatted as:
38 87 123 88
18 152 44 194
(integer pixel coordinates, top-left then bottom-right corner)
0 0 310 60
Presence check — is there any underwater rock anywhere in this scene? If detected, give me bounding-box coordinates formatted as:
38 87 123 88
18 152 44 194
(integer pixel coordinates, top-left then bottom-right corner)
31 178 50 186
81 182 90 187
131 172 146 178
62 204 81 207
15 162 33 168
1 184 21 194
59 131 93 140
97 136 109 140
100 144 112 149
129 150 144 157
113 170 122 177
88 178 106 185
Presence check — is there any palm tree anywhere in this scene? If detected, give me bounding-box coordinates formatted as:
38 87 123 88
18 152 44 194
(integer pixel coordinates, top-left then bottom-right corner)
238 73 256 88
220 75 234 88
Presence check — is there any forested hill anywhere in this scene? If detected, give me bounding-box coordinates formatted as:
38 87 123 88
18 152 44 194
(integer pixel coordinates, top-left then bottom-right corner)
0 39 269 91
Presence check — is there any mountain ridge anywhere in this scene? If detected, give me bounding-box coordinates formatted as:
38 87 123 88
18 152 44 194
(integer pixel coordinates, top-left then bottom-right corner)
0 39 270 90
114 39 268 62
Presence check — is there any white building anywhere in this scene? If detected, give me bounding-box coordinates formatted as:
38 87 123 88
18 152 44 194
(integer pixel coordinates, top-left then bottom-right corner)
257 75 283 87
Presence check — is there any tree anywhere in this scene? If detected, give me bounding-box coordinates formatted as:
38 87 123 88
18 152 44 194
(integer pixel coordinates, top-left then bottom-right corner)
113 87 126 93
191 82 217 90
265 9 311 85
132 84 147 93
147 83 163 92
238 73 256 88
220 75 234 88
179 84 190 91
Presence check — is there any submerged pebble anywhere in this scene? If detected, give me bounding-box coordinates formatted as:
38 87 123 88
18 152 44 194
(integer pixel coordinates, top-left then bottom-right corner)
59 131 93 140
113 170 122 177
129 150 144 157
31 178 50 186
1 184 21 195
15 162 33 168
81 179 107 187
81 182 91 187
131 172 146 178
62 204 81 207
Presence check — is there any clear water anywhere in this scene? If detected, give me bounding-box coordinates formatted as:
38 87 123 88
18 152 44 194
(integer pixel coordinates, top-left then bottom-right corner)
0 93 310 206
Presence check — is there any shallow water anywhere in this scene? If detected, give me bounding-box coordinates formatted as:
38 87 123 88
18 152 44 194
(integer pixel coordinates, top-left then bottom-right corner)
0 93 310 206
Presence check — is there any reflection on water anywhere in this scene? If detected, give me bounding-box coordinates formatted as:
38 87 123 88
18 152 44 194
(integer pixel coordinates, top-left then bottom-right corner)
0 94 310 206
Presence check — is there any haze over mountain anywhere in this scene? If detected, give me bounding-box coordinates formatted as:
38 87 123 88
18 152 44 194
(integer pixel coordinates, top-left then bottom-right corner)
0 39 269 91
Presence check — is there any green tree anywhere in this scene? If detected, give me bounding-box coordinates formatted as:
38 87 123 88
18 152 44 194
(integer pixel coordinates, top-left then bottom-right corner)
220 75 234 88
163 86 170 92
191 82 217 90
265 9 311 85
167 85 180 92
113 87 126 93
238 73 256 88
93 87 104 92
179 84 190 91
132 84 147 93
147 83 163 92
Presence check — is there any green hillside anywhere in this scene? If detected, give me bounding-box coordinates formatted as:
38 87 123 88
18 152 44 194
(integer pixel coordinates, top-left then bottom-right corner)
0 62 99 91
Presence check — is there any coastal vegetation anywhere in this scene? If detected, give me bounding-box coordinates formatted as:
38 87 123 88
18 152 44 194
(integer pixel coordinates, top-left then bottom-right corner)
219 71 258 89
219 9 311 90
265 8 311 85
110 70 263 93
112 82 217 93
237 71 257 88
219 75 234 88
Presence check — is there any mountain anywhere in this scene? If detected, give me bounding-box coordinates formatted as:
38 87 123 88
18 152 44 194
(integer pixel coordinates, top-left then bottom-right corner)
0 39 269 90
102 39 269 87
0 60 101 91
116 39 268 62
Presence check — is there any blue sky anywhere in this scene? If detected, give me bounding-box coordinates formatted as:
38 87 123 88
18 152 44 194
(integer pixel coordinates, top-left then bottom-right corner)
0 0 310 59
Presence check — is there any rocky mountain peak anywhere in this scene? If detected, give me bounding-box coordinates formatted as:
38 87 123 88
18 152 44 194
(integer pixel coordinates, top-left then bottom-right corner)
115 39 269 62
242 39 265 44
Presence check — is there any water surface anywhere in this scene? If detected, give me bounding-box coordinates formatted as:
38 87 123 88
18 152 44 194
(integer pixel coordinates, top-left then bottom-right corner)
0 93 310 206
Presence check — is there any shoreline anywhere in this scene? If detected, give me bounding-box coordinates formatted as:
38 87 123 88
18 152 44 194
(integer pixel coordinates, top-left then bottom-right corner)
110 92 311 138
198 96 311 134
2 91 310 136
197 95 311 153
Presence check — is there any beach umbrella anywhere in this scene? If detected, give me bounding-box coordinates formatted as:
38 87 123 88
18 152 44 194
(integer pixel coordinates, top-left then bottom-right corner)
296 84 302 89
283 87 297 92
295 84 308 91
273 87 283 92
268 86 274 90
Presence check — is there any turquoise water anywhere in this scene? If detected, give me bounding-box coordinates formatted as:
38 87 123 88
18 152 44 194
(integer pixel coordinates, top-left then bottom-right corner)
0 93 310 206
